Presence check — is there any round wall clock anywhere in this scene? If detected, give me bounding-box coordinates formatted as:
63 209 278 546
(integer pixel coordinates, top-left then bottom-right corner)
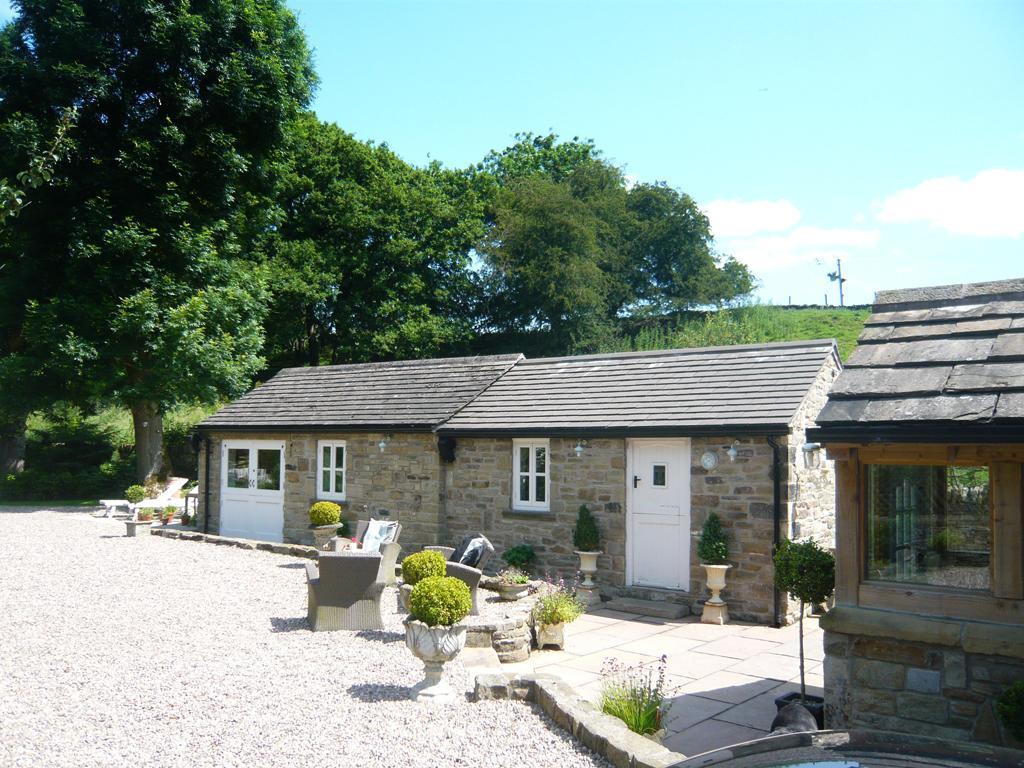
700 450 719 470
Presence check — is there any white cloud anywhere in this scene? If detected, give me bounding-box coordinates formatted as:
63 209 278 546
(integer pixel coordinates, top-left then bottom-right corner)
702 198 802 238
725 227 881 271
877 168 1024 238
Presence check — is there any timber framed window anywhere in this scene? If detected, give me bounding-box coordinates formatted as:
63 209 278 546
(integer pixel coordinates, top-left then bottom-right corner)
317 440 346 501
513 439 549 511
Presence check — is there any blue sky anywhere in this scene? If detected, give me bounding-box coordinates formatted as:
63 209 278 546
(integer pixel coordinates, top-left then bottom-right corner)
3 1 1021 305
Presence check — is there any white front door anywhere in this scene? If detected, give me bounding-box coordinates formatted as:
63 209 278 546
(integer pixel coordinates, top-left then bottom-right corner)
220 440 285 542
627 438 691 590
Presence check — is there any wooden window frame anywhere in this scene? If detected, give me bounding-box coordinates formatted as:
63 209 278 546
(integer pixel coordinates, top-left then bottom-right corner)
317 440 347 501
831 443 1023 624
513 438 550 512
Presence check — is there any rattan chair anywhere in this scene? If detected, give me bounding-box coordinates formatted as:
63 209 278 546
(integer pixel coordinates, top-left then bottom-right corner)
305 550 386 631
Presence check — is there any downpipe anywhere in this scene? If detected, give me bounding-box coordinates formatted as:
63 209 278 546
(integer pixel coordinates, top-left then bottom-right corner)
767 435 783 628
203 436 211 534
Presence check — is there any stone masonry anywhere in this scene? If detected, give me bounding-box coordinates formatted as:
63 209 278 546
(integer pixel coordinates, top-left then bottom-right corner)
822 606 1024 748
197 432 444 551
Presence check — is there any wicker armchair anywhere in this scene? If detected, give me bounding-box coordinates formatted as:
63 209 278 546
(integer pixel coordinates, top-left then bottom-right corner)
329 520 403 585
425 533 495 616
305 550 386 631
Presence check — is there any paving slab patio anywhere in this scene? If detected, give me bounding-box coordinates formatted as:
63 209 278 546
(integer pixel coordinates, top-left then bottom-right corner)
488 608 824 759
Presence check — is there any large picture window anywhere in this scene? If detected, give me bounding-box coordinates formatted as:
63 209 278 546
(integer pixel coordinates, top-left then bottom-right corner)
865 464 991 591
318 441 346 501
513 439 549 511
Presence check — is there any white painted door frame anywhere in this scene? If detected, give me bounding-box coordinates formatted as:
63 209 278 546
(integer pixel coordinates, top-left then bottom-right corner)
625 438 692 591
220 439 285 542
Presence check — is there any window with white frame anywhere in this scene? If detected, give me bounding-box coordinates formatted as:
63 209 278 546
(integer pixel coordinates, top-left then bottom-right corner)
317 440 346 500
513 438 549 511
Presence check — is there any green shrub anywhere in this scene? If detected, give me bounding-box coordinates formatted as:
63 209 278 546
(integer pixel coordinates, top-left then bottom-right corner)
533 585 584 625
600 656 667 735
572 505 601 552
401 550 446 586
502 543 536 569
308 501 341 527
774 539 835 606
409 576 471 627
697 512 729 565
337 518 351 538
136 508 154 522
124 484 146 504
997 680 1024 741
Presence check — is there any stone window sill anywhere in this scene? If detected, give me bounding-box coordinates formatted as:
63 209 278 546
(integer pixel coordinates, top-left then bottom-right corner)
504 508 556 520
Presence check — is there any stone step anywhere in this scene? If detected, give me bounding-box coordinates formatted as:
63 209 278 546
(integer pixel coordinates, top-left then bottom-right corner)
601 597 689 619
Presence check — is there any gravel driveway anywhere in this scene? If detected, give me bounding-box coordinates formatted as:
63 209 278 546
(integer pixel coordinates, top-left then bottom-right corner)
0 509 609 768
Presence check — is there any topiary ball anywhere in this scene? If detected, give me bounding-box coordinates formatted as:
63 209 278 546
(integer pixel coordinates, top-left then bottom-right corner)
409 576 471 627
125 484 146 504
401 550 446 586
308 501 341 527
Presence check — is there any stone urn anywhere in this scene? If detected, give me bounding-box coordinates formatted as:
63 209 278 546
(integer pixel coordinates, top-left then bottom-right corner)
404 618 467 704
495 582 529 602
124 519 152 537
575 550 601 588
701 564 732 625
399 583 414 612
535 622 565 650
311 524 337 551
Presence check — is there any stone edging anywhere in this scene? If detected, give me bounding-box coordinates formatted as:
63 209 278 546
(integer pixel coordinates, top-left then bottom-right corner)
149 527 320 559
473 673 683 768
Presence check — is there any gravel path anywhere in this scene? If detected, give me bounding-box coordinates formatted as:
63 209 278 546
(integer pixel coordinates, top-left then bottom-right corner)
0 509 609 768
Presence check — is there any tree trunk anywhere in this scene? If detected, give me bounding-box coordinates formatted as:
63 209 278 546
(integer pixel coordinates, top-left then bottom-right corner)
0 412 27 475
131 401 165 484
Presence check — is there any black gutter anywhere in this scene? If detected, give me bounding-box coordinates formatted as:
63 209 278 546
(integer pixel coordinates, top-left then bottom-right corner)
808 423 1024 444
203 436 211 535
436 425 792 439
766 435 783 629
193 424 436 434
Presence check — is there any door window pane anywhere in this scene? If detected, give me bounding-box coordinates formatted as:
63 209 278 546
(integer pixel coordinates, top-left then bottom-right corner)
519 475 530 502
321 470 330 494
535 446 546 474
653 464 667 487
334 469 344 494
322 445 331 470
255 449 281 491
519 446 530 473
866 464 990 591
535 475 546 502
227 448 249 488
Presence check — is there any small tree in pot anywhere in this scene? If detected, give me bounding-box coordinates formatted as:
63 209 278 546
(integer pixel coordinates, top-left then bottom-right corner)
308 501 342 550
697 512 731 625
399 550 447 611
404 575 471 704
573 505 602 588
773 538 835 728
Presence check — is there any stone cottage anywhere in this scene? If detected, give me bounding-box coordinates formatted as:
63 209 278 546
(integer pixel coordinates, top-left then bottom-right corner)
197 339 840 625
809 278 1024 746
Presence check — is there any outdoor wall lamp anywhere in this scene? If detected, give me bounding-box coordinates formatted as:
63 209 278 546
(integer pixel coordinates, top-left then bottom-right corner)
378 434 393 452
726 441 740 462
574 439 588 457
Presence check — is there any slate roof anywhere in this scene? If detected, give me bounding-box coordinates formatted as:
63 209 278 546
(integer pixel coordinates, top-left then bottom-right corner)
438 340 838 436
811 278 1024 442
199 354 522 431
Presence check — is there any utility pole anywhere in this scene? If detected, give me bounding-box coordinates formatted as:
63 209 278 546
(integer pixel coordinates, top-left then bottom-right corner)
827 258 847 307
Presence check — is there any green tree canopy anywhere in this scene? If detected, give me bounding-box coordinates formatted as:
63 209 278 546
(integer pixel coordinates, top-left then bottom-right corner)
0 0 315 481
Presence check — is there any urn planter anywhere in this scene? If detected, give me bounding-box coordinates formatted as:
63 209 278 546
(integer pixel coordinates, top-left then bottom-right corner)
575 550 601 588
535 622 565 649
399 583 414 612
774 691 825 730
495 582 529 602
311 525 338 551
404 618 467 704
700 563 732 625
124 519 152 537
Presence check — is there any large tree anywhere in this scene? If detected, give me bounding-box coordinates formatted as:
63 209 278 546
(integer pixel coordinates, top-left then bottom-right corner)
0 0 315 482
261 114 485 368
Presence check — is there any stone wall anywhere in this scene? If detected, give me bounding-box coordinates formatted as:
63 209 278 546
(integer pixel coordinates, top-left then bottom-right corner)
197 432 443 550
822 606 1024 748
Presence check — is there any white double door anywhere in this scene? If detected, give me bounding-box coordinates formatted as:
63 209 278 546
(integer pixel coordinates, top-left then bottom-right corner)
220 439 285 542
627 438 692 591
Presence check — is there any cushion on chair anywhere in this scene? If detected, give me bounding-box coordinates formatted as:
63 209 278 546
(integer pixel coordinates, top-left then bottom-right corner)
360 519 399 553
451 533 489 568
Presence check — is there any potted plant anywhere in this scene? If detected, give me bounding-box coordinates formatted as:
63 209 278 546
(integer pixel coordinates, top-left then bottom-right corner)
573 505 602 588
494 567 530 601
161 505 176 525
404 575 471 704
123 485 151 536
501 543 536 572
399 550 447 612
308 501 342 550
532 581 584 650
697 512 731 625
773 538 835 729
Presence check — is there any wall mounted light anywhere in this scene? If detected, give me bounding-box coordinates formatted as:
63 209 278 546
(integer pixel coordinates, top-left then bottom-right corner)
574 439 588 458
726 441 740 462
378 434 393 453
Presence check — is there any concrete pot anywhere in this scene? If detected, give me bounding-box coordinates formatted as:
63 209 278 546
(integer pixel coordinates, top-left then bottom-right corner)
701 563 732 625
535 622 565 650
124 520 152 537
404 618 467 704
774 691 825 730
311 525 338 550
495 583 529 602
399 583 414 612
575 550 601 588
